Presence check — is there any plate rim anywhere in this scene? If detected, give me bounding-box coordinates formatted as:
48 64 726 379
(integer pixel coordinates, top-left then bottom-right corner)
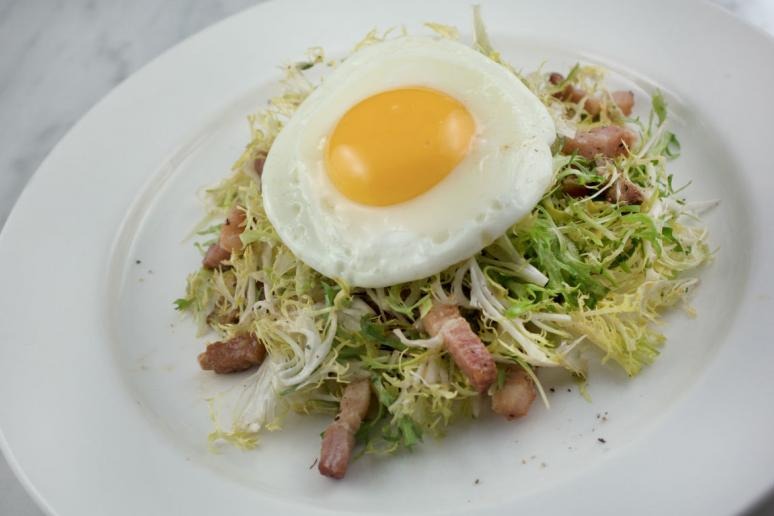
2 0 774 514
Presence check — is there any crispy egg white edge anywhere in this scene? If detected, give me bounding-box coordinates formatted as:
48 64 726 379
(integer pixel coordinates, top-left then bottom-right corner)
262 36 555 288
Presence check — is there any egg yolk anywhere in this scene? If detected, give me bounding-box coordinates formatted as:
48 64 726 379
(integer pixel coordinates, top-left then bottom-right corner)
325 87 475 206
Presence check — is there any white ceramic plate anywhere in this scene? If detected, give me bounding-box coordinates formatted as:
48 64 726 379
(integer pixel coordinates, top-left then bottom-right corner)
2 1 773 514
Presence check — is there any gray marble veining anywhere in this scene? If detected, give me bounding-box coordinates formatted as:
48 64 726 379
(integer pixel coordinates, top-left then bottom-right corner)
0 1 772 515
0 0 259 228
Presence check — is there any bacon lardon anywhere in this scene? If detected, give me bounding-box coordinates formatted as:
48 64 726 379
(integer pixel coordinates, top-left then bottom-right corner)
422 303 497 394
319 379 371 479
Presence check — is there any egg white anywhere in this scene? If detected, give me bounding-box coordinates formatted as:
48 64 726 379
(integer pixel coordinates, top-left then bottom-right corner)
262 36 555 288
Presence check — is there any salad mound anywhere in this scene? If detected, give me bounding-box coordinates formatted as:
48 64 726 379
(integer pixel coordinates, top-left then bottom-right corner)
176 14 711 464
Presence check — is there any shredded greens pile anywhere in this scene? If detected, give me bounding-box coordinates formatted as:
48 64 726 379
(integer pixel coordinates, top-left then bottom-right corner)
177 15 712 454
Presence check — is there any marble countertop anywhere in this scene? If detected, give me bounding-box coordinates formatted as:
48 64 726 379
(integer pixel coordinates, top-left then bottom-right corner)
1 1 773 515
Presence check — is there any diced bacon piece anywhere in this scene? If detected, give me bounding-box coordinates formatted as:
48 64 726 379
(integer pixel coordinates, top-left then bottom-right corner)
319 380 371 479
218 207 247 253
549 72 600 115
202 206 248 269
605 176 645 205
611 90 635 116
583 96 602 117
550 73 635 117
202 243 231 269
548 72 564 86
253 153 266 176
421 303 458 335
561 177 594 198
197 334 266 374
562 126 637 160
422 304 497 393
491 366 537 420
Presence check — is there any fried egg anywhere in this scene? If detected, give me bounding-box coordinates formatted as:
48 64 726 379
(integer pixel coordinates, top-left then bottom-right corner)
262 36 555 287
